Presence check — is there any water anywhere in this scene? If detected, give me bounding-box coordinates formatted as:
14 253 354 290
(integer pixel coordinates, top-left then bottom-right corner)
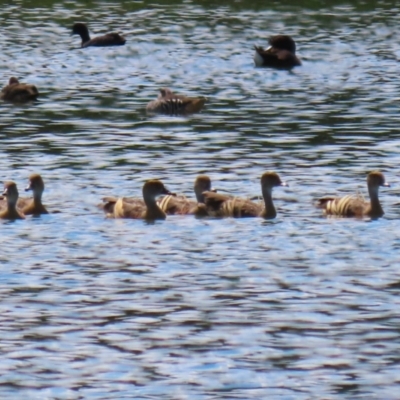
1 0 400 398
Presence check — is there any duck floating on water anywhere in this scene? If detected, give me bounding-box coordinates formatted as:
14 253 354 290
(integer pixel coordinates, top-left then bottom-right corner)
254 35 301 69
1 77 39 103
316 171 389 218
202 172 287 219
72 22 126 48
0 182 25 220
146 88 206 115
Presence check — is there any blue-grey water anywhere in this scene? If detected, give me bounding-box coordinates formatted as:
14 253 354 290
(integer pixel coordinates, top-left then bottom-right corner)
1 0 400 398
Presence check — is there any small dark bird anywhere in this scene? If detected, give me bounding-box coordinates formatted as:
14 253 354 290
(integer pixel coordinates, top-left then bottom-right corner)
254 35 301 69
72 23 126 48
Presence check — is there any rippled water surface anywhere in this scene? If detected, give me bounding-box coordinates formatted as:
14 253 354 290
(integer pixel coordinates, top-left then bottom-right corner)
2 0 400 398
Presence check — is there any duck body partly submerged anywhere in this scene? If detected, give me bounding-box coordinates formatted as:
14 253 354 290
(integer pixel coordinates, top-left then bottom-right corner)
1 77 39 103
146 88 206 115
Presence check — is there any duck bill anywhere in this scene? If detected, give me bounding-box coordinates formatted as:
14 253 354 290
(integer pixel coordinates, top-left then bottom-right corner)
25 182 32 192
2 188 8 196
280 182 288 187
163 188 176 196
383 182 390 187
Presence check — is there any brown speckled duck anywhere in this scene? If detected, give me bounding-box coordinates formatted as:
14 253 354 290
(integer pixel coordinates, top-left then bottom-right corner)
1 77 39 103
17 174 48 216
254 35 301 69
202 172 287 219
146 88 206 115
316 171 389 218
0 182 25 220
158 175 214 215
72 23 126 48
108 179 173 220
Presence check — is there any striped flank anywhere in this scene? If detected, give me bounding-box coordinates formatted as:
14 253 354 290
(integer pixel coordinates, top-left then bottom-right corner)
158 194 175 212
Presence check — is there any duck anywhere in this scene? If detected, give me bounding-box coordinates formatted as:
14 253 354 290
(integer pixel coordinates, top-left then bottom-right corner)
107 179 173 220
146 88 206 115
72 22 126 48
0 182 25 220
158 175 214 215
254 35 301 69
1 77 39 103
17 174 48 216
201 171 287 219
316 171 389 218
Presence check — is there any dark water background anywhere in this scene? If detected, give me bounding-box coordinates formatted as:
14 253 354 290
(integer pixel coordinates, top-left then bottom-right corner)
1 0 400 398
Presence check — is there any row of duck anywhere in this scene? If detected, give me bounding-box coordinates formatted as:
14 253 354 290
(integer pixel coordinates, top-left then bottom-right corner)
0 171 389 221
1 22 301 113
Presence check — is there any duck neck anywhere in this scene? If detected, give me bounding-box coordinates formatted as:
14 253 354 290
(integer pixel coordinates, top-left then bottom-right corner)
79 29 91 44
33 191 43 205
195 189 204 203
368 185 383 215
144 195 165 219
262 186 276 219
7 197 17 212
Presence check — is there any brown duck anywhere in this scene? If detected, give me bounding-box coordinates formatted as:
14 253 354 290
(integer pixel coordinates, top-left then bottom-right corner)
316 171 389 218
0 182 25 220
107 179 173 220
72 23 126 48
254 35 301 70
202 171 287 219
146 88 206 115
17 174 49 216
1 77 39 103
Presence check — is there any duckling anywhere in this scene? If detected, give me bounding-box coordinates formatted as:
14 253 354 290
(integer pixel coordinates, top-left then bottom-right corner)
72 22 126 48
146 88 206 115
202 172 287 219
254 35 301 69
0 182 25 220
1 77 39 103
109 179 173 220
316 171 389 218
18 174 48 216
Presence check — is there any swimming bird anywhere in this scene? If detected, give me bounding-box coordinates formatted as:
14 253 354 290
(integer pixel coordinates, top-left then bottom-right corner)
1 77 39 103
316 171 389 218
107 179 173 220
72 22 126 48
0 182 25 220
202 171 287 219
17 174 49 216
146 88 206 115
254 35 301 69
